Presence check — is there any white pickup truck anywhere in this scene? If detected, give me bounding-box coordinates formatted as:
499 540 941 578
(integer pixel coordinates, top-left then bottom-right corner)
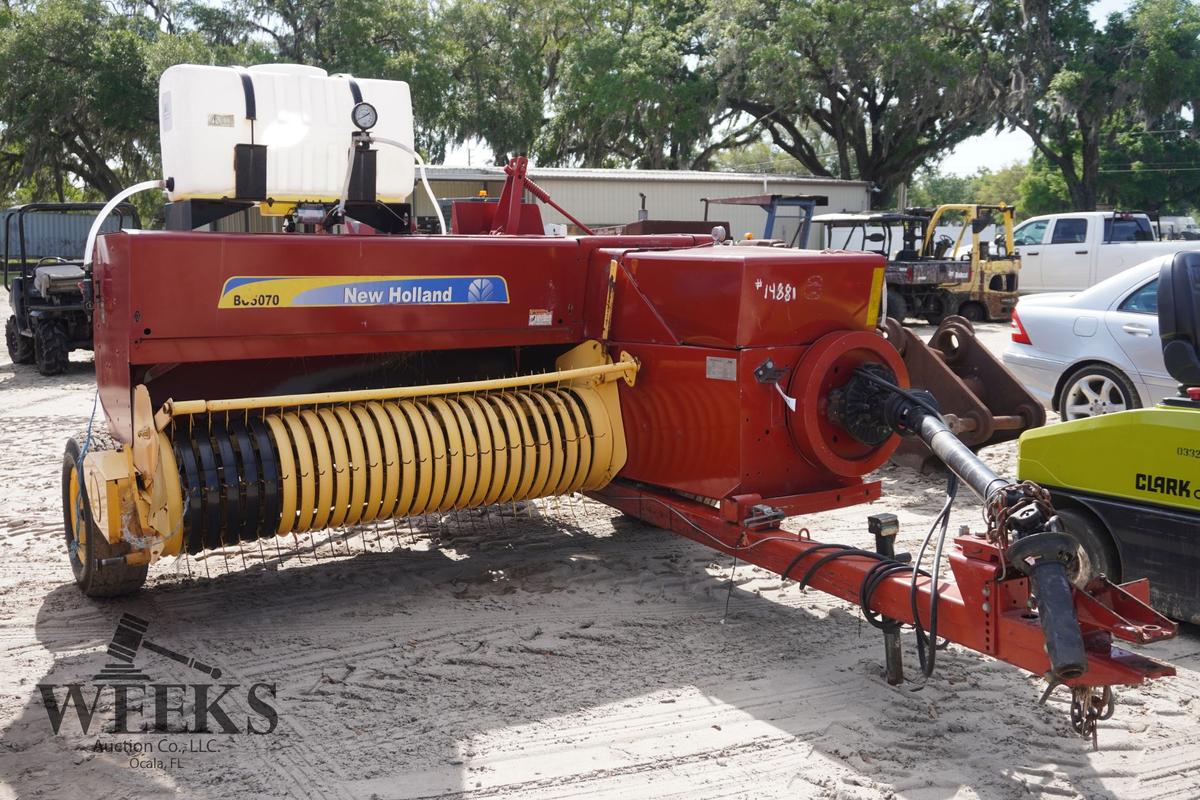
1012 211 1183 292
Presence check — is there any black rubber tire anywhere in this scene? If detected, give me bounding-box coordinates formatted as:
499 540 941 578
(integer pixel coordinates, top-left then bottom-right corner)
1055 506 1120 588
885 289 908 323
921 292 955 325
959 301 986 323
1056 363 1141 420
33 317 70 376
63 434 148 597
6 315 34 364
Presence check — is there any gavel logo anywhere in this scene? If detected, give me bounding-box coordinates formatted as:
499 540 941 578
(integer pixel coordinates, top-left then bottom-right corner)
93 614 222 682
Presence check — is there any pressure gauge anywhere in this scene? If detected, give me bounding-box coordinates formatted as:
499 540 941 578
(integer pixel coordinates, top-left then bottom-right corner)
351 101 378 131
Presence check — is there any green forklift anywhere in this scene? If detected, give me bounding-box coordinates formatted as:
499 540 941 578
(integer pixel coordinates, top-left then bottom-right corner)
1017 251 1200 623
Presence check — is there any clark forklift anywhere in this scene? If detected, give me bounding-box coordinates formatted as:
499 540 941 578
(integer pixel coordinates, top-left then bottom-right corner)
1018 252 1200 623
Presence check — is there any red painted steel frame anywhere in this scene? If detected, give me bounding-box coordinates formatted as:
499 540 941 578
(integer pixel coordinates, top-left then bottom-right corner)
491 156 595 235
590 481 1176 687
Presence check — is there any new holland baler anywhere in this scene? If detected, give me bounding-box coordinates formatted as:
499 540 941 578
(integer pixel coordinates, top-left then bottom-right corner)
62 64 1178 744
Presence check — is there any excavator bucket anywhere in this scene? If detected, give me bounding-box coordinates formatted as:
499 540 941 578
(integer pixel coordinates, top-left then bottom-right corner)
883 316 1045 471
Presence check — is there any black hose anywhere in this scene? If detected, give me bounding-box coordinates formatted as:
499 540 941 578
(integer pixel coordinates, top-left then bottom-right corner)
780 543 860 587
861 559 924 630
909 473 958 676
849 366 971 676
784 543 942 659
852 365 1088 681
852 366 945 423
792 548 889 590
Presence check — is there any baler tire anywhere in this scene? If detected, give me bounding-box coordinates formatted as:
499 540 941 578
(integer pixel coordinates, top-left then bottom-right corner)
885 289 908 323
62 435 148 597
33 317 70 376
6 315 34 364
1055 506 1120 588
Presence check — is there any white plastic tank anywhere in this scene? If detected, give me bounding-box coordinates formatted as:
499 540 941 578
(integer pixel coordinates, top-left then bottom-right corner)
159 63 415 204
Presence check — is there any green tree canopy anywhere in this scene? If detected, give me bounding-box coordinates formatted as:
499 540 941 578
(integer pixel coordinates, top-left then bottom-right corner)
992 0 1200 210
0 0 1197 218
907 163 1028 213
712 0 1000 207
534 0 739 169
0 0 165 199
709 140 811 174
185 0 451 157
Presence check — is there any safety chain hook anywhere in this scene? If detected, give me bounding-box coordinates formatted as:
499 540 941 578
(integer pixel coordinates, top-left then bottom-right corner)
1069 685 1115 750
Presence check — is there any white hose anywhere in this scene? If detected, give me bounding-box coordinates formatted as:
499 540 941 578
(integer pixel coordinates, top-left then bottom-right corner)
337 136 445 235
83 179 165 268
336 142 358 221
372 135 446 235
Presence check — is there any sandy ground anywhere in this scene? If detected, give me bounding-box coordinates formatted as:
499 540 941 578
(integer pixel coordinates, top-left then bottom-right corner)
1 296 1198 800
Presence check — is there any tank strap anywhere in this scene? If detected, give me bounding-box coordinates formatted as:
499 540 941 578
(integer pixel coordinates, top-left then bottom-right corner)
231 66 257 144
335 73 364 104
231 66 257 120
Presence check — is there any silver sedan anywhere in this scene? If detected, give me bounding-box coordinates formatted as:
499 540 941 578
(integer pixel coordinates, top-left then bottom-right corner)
1002 255 1184 420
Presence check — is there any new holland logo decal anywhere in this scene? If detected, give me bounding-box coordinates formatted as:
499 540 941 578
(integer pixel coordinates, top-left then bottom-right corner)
218 275 510 309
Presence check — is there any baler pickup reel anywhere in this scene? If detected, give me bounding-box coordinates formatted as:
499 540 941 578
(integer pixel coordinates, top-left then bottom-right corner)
80 342 636 561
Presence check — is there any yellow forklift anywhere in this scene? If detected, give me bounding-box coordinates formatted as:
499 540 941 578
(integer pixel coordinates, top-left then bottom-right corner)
816 203 1021 323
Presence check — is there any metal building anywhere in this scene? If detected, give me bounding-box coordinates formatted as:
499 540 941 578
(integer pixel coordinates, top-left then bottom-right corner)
204 167 872 246
417 167 872 247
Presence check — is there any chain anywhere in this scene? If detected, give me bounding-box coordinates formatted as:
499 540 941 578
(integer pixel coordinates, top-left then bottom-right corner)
1069 685 1115 750
984 480 1056 547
